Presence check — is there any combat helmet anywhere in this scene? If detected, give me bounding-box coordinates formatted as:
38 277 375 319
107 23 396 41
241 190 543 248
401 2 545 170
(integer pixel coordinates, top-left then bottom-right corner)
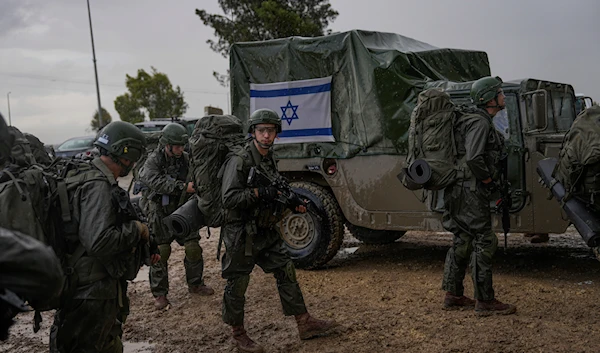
248 109 282 133
94 121 147 163
159 123 188 145
471 76 503 106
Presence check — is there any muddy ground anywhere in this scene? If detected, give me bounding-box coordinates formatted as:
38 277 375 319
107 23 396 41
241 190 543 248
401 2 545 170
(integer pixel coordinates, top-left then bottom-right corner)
3 226 600 353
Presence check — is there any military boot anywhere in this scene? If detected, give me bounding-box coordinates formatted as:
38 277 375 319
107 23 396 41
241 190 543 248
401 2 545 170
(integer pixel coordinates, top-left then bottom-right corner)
475 299 517 316
188 284 215 296
231 326 264 353
154 295 170 310
442 292 476 310
295 313 339 340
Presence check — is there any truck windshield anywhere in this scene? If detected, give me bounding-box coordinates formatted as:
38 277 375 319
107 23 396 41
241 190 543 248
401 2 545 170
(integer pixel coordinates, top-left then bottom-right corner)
526 90 575 133
549 90 575 131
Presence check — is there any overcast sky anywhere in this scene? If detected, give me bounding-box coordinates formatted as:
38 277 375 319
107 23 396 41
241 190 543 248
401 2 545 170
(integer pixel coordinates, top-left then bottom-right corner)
1 0 598 144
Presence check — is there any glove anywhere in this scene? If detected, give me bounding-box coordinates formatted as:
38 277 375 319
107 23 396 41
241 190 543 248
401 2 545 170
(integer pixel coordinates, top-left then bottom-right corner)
257 186 278 201
134 221 150 241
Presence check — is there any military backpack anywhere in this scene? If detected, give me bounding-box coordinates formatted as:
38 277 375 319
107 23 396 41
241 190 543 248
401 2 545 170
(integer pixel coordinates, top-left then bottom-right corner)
0 158 106 313
402 89 464 191
189 115 246 227
554 105 600 208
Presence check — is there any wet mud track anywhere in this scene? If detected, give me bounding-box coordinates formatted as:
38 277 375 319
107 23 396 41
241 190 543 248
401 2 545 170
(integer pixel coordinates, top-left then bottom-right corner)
3 228 600 352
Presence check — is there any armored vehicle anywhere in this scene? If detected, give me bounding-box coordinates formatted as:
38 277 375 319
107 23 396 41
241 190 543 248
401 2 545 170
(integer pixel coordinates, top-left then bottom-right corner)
229 30 578 269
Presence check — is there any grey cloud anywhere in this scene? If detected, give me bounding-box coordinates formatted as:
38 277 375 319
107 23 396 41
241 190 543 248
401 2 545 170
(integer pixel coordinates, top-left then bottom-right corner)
1 0 598 144
0 0 30 35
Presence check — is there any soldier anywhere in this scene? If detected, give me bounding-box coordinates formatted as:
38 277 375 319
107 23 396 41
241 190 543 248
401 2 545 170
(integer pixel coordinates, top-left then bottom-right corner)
220 109 338 353
50 121 160 352
441 76 517 315
139 123 214 310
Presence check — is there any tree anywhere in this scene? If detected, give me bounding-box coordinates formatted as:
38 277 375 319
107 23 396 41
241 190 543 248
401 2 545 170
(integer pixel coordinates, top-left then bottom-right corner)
114 67 188 123
90 107 113 132
196 0 338 85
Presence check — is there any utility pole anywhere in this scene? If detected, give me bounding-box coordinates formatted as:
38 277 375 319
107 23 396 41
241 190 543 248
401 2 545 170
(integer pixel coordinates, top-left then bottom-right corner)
86 0 103 129
6 92 11 126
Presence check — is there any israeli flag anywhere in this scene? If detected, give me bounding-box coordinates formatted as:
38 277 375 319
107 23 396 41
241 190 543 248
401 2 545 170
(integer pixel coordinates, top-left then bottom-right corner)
250 76 335 144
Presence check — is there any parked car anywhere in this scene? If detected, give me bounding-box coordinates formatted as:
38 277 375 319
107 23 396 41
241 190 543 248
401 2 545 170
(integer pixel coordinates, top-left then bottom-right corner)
55 135 95 158
134 117 200 137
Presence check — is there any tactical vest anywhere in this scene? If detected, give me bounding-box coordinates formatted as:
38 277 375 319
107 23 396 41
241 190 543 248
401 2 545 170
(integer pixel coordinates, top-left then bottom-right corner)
143 151 190 205
454 109 505 183
229 143 285 228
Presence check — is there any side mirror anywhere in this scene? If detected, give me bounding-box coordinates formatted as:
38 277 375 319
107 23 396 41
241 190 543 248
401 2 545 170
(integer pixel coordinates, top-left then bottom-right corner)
532 91 547 130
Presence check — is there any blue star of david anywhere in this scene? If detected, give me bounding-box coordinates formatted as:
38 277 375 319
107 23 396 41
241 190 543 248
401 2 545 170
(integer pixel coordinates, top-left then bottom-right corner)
280 100 299 126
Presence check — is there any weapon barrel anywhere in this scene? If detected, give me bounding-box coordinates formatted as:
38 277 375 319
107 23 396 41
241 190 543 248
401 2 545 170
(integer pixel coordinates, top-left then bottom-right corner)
537 158 600 247
163 197 205 238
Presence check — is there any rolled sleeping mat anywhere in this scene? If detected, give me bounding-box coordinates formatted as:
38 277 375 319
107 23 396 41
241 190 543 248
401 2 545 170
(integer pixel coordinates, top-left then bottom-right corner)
163 197 205 238
537 157 600 247
407 159 432 185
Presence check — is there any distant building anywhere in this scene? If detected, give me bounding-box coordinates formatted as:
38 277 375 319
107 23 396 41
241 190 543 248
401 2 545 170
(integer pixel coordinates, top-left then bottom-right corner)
204 106 223 116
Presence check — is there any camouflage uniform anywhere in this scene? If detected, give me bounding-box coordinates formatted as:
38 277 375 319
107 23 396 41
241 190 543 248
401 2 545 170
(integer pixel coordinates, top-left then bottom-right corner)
139 148 205 297
442 108 505 301
50 158 143 353
220 141 307 326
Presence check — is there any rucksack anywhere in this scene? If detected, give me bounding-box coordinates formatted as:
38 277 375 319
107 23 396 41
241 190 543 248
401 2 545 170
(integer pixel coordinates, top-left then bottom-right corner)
0 158 105 313
189 115 246 227
24 133 53 166
8 127 36 167
553 105 600 208
402 89 462 191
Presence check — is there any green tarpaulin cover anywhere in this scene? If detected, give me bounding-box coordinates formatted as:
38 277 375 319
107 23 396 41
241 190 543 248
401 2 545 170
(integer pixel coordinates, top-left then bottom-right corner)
230 30 490 158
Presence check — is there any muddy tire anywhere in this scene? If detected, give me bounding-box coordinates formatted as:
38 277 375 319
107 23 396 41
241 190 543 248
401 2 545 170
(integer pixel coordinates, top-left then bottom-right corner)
278 182 344 269
347 224 405 244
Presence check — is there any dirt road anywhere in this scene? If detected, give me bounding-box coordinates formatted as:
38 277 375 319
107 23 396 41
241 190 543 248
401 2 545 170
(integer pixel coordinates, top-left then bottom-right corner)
3 228 600 353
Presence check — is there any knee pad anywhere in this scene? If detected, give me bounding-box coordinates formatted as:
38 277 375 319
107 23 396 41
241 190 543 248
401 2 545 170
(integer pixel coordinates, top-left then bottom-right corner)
226 275 250 298
183 241 203 262
275 261 297 283
158 244 171 265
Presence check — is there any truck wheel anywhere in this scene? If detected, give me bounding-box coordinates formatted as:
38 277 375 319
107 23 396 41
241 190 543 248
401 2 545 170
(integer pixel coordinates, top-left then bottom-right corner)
347 224 405 244
278 182 344 269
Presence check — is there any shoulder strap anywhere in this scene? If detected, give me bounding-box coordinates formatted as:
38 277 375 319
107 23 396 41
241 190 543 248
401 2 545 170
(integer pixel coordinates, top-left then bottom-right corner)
58 169 108 223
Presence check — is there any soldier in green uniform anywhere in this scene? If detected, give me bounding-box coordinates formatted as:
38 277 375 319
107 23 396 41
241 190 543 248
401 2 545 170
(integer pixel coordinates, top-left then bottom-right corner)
49 121 160 353
441 76 517 315
220 109 338 353
139 123 214 310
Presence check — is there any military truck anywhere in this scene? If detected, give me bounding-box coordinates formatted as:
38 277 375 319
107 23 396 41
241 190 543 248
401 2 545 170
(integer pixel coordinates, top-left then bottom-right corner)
229 30 578 269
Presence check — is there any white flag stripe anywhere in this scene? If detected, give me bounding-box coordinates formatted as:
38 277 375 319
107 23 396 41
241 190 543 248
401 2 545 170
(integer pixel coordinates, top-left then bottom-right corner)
249 77 335 144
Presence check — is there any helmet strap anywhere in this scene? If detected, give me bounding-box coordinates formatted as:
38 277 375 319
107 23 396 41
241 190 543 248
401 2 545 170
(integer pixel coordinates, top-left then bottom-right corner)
253 136 273 149
110 155 134 177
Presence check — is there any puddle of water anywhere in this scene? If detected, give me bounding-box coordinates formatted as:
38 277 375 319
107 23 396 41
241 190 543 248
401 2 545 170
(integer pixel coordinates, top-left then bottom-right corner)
124 341 155 353
133 266 149 283
336 246 359 260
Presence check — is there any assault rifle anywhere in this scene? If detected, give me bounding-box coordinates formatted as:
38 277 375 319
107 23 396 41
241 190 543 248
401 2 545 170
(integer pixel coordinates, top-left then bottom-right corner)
495 156 511 251
246 167 321 220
